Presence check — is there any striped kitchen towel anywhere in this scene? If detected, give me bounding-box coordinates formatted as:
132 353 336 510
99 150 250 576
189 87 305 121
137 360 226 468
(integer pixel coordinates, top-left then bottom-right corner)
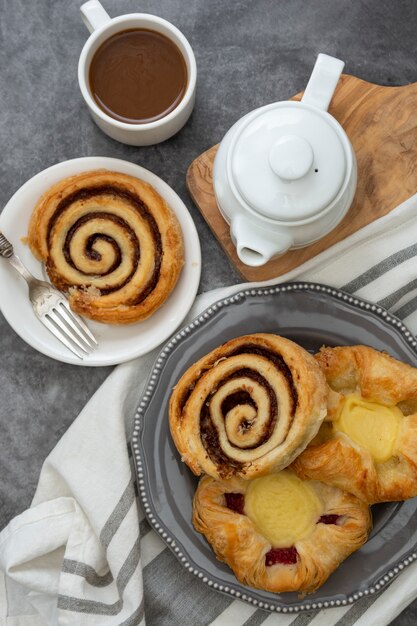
2 191 417 626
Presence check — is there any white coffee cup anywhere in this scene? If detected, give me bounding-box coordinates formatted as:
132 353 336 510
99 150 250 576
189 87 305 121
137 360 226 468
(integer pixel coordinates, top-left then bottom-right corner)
78 0 197 146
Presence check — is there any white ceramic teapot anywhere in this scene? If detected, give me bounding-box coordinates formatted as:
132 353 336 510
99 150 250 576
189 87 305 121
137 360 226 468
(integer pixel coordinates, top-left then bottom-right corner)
213 54 357 267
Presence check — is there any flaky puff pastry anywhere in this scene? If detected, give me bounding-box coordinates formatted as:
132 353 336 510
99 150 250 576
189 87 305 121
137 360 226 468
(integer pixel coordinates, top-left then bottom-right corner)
193 473 371 594
292 345 417 503
28 170 184 324
169 334 328 480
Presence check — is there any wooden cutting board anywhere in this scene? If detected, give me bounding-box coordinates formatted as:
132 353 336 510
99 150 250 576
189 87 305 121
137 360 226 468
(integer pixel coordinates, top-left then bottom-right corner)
186 74 417 281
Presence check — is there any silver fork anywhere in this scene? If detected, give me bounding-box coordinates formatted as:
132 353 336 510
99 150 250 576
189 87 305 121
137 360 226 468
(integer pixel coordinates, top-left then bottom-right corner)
0 232 98 360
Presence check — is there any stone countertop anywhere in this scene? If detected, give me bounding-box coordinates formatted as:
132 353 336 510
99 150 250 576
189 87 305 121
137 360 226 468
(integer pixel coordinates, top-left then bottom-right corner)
1 1 416 624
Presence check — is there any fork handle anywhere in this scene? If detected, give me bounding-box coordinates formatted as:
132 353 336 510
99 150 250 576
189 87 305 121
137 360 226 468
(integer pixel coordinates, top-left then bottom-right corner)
7 253 36 285
0 232 35 285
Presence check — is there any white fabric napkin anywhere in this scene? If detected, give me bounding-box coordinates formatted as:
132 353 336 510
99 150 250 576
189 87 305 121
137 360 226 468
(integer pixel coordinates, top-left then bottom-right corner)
3 192 417 626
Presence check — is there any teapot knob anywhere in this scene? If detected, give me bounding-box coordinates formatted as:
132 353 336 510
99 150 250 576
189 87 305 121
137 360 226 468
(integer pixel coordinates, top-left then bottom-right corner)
269 135 314 181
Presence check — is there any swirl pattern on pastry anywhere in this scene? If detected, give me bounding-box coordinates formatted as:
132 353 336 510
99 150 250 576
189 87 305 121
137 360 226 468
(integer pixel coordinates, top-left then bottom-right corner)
292 345 417 503
193 471 371 594
169 334 328 479
27 170 184 324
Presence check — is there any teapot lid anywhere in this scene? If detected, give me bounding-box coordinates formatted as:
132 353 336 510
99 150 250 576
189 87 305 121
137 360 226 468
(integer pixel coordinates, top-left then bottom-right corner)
228 101 347 222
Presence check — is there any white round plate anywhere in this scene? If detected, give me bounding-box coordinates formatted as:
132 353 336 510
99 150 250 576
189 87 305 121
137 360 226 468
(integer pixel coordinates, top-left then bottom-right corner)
0 157 201 366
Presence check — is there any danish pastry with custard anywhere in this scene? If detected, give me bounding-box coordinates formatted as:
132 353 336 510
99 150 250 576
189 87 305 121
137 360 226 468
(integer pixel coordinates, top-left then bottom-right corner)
27 170 184 324
292 345 417 503
193 470 371 594
169 333 328 480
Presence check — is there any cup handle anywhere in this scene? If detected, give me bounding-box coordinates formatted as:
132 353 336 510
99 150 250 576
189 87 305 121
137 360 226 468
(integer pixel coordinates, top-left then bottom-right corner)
302 53 345 111
80 0 111 34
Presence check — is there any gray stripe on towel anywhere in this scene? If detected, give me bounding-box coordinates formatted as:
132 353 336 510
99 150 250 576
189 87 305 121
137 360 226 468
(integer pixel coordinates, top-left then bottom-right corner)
117 536 141 595
143 547 232 625
334 589 384 626
288 612 319 626
240 608 317 626
62 559 113 587
59 479 138 595
341 243 417 294
377 278 417 310
139 517 152 537
100 479 136 548
58 536 141 615
58 594 122 615
241 609 269 626
393 293 417 321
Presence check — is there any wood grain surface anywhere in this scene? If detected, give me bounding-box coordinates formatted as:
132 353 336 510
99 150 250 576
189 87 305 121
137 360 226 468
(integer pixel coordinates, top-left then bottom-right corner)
186 74 417 281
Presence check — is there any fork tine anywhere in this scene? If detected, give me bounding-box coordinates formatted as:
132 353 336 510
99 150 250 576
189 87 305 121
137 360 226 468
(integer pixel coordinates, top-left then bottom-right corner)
41 315 84 360
47 308 90 354
58 299 98 346
57 301 98 350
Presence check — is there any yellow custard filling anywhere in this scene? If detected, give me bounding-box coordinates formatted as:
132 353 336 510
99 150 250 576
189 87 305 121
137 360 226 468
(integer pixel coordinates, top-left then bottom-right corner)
245 472 322 547
333 394 402 463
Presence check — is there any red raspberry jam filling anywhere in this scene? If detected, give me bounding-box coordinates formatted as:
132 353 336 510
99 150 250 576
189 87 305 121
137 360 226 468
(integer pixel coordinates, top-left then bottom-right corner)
265 546 298 566
318 514 340 525
225 492 245 514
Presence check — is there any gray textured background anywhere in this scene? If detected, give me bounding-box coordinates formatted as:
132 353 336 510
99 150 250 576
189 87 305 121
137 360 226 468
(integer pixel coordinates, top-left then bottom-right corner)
1 0 416 623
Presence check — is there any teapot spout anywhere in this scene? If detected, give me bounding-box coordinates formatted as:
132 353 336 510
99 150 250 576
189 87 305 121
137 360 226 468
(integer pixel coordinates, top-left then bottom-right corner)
230 216 293 267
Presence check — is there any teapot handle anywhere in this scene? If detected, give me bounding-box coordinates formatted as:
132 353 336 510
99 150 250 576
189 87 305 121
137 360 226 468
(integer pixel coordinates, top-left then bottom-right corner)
302 53 345 111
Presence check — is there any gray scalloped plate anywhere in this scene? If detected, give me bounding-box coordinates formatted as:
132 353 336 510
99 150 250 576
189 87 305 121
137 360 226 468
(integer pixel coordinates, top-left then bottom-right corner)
132 282 417 613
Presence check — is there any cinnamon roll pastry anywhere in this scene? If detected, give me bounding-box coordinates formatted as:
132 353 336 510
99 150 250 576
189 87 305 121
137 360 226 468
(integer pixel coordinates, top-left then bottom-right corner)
292 345 417 503
27 170 184 324
193 471 371 594
169 334 328 479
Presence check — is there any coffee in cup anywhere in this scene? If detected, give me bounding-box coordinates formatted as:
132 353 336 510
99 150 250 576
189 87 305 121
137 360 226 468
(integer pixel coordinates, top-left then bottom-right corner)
89 28 188 125
79 0 197 145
